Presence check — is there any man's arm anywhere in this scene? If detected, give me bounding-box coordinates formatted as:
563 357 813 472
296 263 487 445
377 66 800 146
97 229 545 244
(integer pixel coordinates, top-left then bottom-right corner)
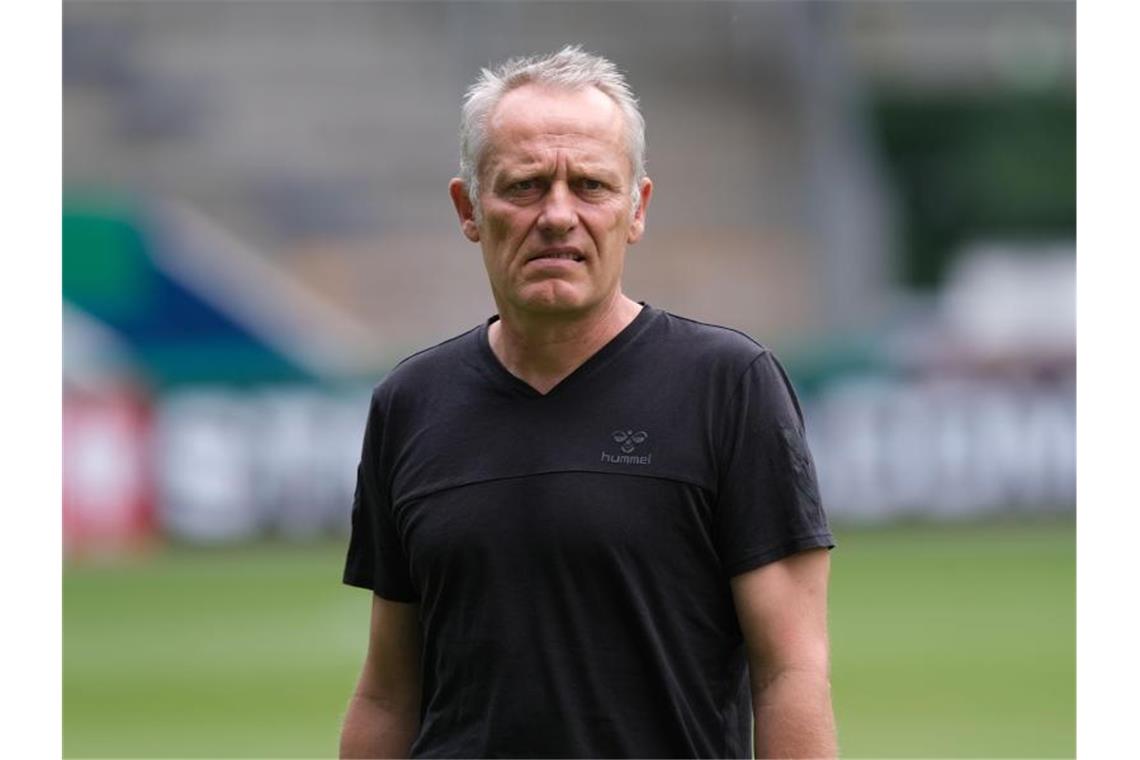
340 594 423 759
730 548 836 759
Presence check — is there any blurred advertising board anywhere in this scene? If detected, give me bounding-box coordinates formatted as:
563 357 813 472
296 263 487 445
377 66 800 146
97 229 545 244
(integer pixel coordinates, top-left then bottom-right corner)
63 386 156 556
808 376 1074 521
64 375 1073 555
151 386 368 544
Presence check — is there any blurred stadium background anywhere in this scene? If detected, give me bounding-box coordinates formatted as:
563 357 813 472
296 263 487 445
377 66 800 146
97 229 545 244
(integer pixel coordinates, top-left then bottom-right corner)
62 1 1075 757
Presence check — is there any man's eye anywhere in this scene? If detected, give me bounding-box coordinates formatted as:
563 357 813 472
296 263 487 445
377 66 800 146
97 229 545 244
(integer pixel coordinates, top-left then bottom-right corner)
579 179 605 192
510 180 539 192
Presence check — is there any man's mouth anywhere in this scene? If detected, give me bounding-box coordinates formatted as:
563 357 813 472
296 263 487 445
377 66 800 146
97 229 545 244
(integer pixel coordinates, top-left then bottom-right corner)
527 248 585 263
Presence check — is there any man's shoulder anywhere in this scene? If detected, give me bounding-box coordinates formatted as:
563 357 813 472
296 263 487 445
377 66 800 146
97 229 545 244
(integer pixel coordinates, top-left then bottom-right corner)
654 308 772 367
370 324 483 401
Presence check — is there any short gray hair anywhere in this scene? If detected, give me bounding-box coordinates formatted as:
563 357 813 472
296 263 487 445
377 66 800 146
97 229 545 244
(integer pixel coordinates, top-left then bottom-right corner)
458 45 647 215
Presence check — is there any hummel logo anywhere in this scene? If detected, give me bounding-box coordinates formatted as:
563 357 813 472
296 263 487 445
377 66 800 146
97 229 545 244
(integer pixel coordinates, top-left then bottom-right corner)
602 429 652 465
612 429 648 453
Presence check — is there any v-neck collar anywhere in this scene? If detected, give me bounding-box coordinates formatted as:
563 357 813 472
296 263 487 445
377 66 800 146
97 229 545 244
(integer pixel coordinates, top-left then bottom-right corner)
476 303 657 398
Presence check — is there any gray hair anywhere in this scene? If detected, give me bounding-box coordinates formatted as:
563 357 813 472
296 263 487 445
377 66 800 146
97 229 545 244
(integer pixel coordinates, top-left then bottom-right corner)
458 45 647 216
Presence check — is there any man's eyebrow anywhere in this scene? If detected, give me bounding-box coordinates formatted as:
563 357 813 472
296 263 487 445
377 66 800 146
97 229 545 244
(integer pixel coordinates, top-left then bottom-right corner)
493 170 545 189
490 158 624 184
571 165 623 179
493 160 548 180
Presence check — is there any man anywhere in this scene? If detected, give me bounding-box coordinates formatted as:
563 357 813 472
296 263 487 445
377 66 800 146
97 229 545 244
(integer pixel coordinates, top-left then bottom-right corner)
341 46 836 758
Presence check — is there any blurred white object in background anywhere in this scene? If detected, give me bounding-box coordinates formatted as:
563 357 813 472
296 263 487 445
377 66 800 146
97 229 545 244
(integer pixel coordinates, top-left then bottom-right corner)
808 376 1075 521
941 241 1075 364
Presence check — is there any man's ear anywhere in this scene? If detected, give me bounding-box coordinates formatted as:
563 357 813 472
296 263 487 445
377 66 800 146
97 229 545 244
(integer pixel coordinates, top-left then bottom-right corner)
627 177 653 244
449 178 481 242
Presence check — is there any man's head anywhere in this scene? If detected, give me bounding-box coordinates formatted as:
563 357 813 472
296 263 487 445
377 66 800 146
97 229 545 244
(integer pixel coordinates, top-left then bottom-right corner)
449 46 653 321
457 45 648 219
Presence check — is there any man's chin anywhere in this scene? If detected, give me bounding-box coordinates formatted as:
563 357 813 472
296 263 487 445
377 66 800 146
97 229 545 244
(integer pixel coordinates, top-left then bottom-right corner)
512 284 595 317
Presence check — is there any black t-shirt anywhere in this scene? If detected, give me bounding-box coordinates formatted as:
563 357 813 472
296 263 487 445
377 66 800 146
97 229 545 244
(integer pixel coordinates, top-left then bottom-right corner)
344 304 833 758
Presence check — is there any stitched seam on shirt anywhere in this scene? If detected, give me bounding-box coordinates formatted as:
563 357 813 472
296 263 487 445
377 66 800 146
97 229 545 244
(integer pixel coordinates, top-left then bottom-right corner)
721 533 835 576
392 468 713 511
715 350 771 481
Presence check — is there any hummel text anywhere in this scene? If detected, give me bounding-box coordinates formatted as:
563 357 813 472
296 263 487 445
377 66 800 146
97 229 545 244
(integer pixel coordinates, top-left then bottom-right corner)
601 451 652 465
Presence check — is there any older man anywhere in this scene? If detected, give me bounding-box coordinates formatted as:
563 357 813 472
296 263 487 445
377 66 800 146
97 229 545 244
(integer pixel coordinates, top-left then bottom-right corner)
341 46 836 758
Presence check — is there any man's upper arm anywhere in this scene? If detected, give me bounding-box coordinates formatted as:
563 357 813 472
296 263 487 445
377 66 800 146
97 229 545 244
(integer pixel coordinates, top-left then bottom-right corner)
355 593 423 707
730 548 831 692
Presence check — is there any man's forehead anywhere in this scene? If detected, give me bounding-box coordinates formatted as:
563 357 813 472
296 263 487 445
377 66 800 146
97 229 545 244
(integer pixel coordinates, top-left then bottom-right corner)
491 148 625 178
482 136 631 183
488 83 625 138
481 85 629 174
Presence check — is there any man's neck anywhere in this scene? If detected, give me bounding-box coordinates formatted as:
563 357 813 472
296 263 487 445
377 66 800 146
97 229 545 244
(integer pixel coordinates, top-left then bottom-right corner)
489 294 643 395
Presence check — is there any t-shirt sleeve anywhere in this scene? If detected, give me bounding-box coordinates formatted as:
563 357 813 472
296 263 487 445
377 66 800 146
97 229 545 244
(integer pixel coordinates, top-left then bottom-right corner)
715 350 834 577
342 390 419 601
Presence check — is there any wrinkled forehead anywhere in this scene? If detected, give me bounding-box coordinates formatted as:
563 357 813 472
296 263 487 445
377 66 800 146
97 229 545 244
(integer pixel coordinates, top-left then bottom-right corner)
488 83 626 135
480 84 631 174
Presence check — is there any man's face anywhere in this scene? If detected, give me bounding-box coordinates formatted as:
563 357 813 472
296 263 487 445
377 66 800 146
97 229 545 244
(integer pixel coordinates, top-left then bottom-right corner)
451 84 652 320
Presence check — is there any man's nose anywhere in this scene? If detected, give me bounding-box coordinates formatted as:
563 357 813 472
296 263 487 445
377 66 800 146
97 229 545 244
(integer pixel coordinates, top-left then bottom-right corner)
537 182 577 237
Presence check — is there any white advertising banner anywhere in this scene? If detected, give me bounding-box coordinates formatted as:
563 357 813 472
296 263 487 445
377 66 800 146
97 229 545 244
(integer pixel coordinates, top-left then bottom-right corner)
68 378 1073 547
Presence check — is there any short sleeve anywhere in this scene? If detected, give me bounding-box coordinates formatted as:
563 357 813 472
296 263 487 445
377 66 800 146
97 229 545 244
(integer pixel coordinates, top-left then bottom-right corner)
342 390 419 601
715 351 834 577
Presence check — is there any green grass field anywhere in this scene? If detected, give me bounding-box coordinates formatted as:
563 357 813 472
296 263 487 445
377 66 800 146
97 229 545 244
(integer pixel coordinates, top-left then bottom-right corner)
64 519 1074 758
